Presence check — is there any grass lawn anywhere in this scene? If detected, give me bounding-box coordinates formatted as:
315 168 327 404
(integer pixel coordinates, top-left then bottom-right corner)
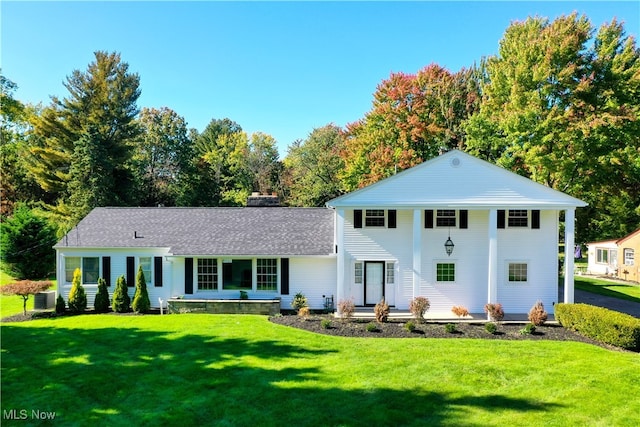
575 276 640 303
1 314 639 426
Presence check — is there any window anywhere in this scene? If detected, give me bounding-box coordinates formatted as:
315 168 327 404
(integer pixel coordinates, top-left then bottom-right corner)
139 257 152 285
436 210 456 227
624 249 635 266
508 263 528 282
65 257 81 283
436 263 455 282
82 257 99 284
257 259 277 291
365 209 385 227
508 210 528 227
198 258 218 290
596 248 609 264
386 262 395 284
354 262 363 284
222 259 252 290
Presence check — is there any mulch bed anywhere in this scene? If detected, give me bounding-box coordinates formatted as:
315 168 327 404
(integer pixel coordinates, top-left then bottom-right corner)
269 314 629 351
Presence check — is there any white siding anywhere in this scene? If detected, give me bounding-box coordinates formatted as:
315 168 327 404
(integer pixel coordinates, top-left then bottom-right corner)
496 210 559 313
586 241 618 276
284 257 336 310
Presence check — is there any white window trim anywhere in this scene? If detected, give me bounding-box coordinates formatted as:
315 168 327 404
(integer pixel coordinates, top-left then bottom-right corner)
436 209 457 228
506 261 529 284
623 248 634 266
364 209 386 227
64 256 100 285
256 258 279 292
354 261 363 284
139 256 153 286
385 261 396 285
507 210 529 228
196 258 219 292
434 260 457 284
596 248 611 264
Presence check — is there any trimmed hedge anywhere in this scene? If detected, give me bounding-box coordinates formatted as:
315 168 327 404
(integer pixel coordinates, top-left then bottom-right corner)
555 303 640 351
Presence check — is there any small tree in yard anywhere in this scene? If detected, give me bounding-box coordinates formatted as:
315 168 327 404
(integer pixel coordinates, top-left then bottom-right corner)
55 293 66 314
291 292 308 314
484 303 504 322
0 280 52 315
409 296 430 323
528 300 548 326
94 277 110 313
68 268 87 313
374 298 390 323
132 266 151 313
112 275 130 313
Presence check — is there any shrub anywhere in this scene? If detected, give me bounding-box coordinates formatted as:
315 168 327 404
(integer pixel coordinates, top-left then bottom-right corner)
112 275 131 313
297 306 311 319
519 323 536 335
404 321 416 332
55 294 66 314
451 305 469 318
366 322 378 332
0 280 52 315
337 298 355 321
484 303 504 322
485 322 498 334
94 277 110 313
321 318 332 329
291 292 308 312
374 299 390 323
132 266 151 313
445 323 457 334
68 268 87 313
555 303 640 351
409 296 430 323
528 300 548 326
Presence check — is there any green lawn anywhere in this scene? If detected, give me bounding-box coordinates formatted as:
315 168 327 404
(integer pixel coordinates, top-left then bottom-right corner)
1 314 639 426
575 276 640 303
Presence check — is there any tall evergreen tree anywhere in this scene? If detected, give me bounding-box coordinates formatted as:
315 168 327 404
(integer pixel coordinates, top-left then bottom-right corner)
28 51 141 221
112 275 130 313
68 268 87 313
132 266 150 313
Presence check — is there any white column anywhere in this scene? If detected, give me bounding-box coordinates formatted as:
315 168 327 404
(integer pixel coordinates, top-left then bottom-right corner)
336 209 346 311
487 209 498 314
413 209 422 298
564 208 576 304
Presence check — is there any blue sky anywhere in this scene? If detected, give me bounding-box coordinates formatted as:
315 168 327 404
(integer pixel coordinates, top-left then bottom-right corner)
2 1 639 157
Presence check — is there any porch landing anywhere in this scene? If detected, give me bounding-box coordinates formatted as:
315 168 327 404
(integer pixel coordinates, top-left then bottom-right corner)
167 298 281 316
346 309 556 323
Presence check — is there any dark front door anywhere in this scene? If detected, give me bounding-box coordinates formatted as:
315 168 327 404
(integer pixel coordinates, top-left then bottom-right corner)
365 261 384 306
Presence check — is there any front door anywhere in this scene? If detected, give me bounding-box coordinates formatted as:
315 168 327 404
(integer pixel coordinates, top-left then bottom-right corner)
365 261 384 306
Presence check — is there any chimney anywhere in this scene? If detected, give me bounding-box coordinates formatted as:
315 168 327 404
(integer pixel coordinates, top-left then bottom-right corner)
247 193 280 207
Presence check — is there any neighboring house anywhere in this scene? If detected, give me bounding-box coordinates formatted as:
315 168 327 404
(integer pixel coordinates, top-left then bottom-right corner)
55 150 587 315
587 228 640 282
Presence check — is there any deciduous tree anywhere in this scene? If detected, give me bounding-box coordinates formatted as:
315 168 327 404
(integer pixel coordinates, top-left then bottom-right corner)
0 280 52 315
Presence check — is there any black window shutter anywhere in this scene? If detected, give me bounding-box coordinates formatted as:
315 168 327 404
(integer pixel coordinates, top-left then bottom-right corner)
126 257 135 287
388 210 397 228
354 210 363 228
281 258 290 295
425 210 434 229
459 210 468 229
497 210 506 229
154 256 163 287
102 256 111 286
185 258 193 294
532 210 541 229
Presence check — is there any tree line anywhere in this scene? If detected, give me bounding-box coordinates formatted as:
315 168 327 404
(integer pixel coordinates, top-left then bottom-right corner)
1 14 639 279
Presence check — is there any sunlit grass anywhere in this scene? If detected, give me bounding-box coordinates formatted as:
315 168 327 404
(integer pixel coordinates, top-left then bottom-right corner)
1 314 639 426
0 268 57 318
575 276 640 302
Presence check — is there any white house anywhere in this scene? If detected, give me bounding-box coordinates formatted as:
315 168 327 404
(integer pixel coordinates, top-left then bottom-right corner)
55 150 586 316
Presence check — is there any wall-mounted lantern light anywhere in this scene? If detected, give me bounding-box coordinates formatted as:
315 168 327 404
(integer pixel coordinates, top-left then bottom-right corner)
444 231 455 256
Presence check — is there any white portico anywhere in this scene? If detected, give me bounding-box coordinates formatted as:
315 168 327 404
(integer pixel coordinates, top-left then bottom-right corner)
328 150 586 315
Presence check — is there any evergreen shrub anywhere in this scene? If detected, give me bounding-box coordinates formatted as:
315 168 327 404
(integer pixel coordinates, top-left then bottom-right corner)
555 303 640 351
112 275 130 313
68 268 87 313
94 277 110 313
132 266 151 313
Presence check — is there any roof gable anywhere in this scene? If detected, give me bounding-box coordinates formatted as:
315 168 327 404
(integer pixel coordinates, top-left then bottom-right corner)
328 150 587 208
55 207 335 256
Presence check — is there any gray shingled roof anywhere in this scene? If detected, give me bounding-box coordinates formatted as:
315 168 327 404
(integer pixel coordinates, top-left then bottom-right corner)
55 207 335 256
